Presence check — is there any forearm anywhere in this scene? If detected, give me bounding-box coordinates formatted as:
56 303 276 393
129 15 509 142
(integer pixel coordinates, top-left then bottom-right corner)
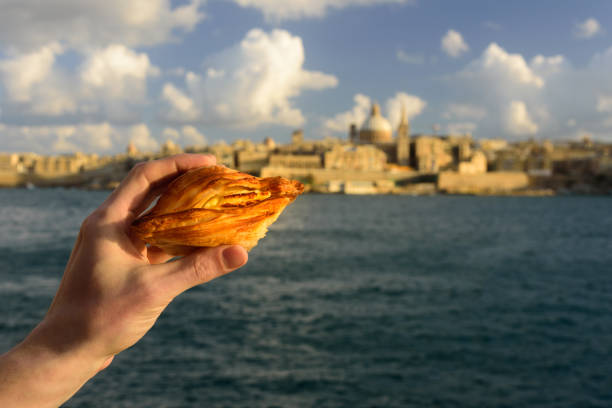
0 322 107 408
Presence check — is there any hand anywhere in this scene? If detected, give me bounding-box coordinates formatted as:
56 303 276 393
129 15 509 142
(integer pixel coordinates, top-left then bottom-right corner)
0 154 248 408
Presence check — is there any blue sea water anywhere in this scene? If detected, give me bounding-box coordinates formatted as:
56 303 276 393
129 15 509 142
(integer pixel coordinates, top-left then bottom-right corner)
1 189 612 407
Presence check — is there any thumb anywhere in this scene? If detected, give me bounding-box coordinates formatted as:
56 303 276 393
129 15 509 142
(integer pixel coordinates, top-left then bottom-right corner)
155 245 248 298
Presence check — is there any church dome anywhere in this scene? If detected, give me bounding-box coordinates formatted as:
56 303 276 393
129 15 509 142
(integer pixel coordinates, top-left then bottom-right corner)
359 103 392 143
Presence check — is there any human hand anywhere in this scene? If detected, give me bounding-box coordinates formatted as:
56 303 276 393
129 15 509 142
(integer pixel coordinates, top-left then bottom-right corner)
0 154 248 408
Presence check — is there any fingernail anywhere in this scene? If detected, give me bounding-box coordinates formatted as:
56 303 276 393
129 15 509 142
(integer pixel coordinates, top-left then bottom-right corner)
222 246 248 270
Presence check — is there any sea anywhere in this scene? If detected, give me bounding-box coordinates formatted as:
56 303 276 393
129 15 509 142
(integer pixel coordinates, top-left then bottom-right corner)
1 189 611 408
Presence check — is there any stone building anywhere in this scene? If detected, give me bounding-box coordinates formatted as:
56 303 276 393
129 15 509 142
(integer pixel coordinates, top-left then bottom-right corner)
347 102 482 173
410 136 453 173
324 145 386 171
32 153 99 176
458 151 487 174
269 154 322 169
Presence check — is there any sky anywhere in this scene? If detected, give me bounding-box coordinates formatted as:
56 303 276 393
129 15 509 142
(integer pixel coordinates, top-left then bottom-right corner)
0 0 612 154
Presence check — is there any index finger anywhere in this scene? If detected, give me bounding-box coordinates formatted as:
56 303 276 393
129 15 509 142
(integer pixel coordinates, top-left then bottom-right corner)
102 154 216 221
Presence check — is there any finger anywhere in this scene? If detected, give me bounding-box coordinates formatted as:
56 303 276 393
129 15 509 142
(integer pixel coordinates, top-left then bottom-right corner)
146 246 175 265
102 154 216 222
152 245 248 299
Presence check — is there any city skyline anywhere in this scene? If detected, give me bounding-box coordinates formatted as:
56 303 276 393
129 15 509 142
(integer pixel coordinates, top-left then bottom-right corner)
1 0 612 154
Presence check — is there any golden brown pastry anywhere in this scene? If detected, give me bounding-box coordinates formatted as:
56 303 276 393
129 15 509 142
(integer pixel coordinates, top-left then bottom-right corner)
131 165 304 255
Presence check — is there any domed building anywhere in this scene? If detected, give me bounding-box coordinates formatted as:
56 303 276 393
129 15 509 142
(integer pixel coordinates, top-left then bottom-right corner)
359 103 392 144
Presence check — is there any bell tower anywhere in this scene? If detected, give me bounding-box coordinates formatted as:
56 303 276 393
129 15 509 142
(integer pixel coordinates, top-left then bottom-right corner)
396 105 410 166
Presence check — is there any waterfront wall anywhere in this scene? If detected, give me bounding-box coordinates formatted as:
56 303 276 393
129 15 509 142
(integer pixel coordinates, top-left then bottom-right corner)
438 171 530 194
261 166 417 184
0 171 22 187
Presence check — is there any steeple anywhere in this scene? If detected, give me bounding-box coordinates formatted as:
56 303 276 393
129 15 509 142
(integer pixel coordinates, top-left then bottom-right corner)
396 104 411 166
399 104 408 127
397 104 410 139
371 103 381 117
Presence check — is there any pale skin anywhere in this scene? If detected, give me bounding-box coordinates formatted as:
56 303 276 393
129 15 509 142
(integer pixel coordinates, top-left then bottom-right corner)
0 154 249 408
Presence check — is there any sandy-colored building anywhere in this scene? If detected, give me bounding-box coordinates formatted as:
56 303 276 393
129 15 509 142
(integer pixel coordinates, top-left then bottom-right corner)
324 145 386 171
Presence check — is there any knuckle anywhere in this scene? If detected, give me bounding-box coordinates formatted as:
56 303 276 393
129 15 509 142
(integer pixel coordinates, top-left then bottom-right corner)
131 161 147 174
80 212 100 234
128 162 148 180
79 208 112 234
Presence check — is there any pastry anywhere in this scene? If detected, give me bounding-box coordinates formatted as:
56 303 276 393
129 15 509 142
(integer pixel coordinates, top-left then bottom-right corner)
131 165 304 255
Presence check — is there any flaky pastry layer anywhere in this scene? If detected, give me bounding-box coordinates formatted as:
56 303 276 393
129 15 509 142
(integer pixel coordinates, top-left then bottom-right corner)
131 165 304 255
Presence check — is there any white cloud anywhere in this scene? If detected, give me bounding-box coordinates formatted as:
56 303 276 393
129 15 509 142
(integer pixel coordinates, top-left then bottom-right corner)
596 95 612 113
160 29 338 128
0 122 120 153
443 103 487 120
161 83 201 122
180 125 207 146
462 43 545 88
231 0 410 21
0 43 77 116
0 43 62 102
505 101 538 135
0 0 204 51
0 43 158 121
396 50 425 65
385 92 427 127
162 127 181 141
441 29 469 58
129 124 159 152
80 44 159 102
448 42 612 139
324 93 372 133
574 18 603 39
530 55 567 77
324 92 426 134
162 125 207 147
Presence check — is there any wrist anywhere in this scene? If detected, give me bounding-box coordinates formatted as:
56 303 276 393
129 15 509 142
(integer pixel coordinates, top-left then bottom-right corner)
0 321 110 408
24 317 111 370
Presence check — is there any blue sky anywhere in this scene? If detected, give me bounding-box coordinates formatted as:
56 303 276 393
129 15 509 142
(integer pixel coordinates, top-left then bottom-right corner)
1 0 611 154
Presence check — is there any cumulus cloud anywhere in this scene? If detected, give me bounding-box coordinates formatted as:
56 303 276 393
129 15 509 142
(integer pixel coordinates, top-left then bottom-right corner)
162 126 207 147
447 41 612 139
574 18 603 39
504 101 538 135
324 94 372 133
441 29 469 58
80 44 159 102
0 0 204 51
160 29 338 128
0 122 125 153
231 0 410 21
161 83 201 122
0 43 61 102
0 43 159 122
463 43 545 88
385 92 427 127
324 92 426 134
129 124 159 152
